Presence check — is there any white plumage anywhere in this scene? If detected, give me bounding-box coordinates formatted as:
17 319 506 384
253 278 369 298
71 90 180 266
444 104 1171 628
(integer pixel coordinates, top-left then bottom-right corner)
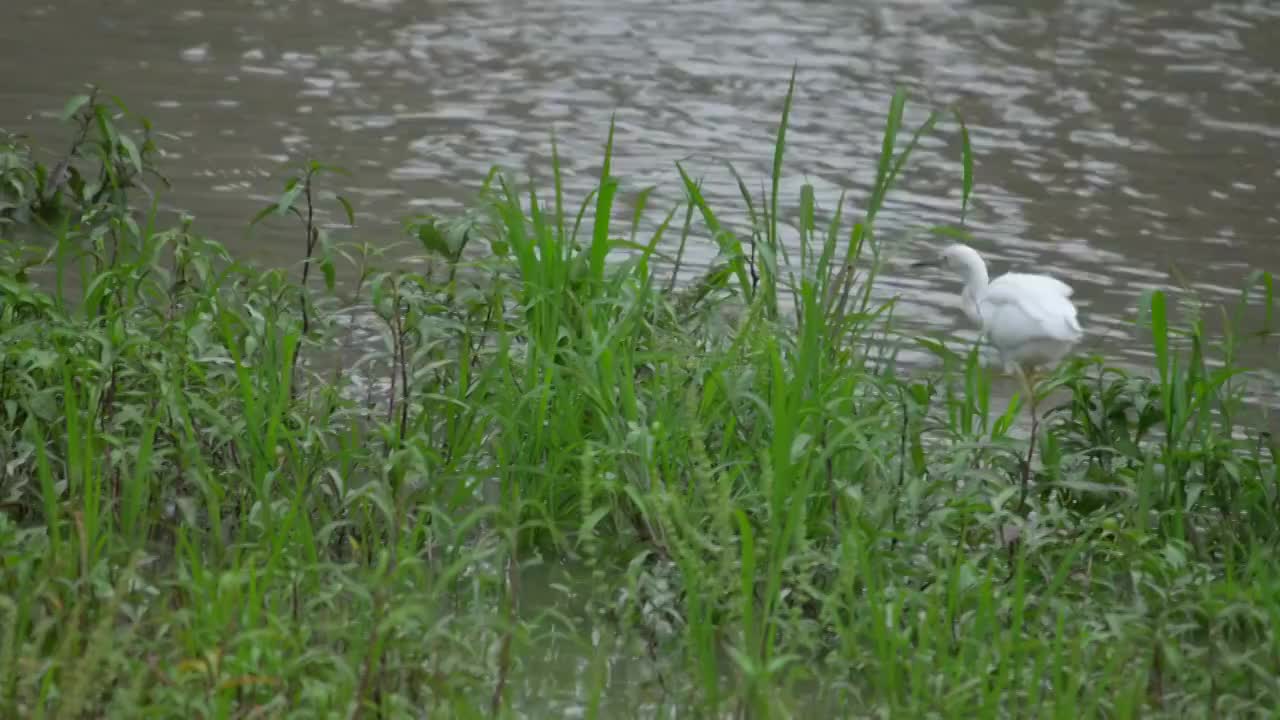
913 243 1083 504
915 244 1084 377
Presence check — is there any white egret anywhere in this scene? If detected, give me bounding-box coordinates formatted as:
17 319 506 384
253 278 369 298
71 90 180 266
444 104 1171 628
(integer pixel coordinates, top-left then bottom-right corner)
912 243 1084 504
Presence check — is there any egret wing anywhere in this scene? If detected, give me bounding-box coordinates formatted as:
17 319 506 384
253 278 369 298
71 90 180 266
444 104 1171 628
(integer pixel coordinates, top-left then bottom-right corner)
997 272 1075 299
979 272 1083 343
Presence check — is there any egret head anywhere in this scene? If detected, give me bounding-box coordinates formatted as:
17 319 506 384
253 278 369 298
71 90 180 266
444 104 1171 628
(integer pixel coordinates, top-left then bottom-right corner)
911 243 989 286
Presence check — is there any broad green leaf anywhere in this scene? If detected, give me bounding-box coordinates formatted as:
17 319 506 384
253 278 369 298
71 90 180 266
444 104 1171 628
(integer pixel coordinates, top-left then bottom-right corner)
118 135 142 174
276 182 303 216
321 257 335 291
336 195 355 225
61 94 91 122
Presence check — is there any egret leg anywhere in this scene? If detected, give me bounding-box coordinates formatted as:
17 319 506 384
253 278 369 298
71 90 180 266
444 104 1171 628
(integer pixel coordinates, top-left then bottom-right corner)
1015 364 1040 512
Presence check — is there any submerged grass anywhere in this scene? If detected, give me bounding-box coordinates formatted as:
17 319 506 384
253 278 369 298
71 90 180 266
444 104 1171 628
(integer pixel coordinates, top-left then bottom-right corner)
1 79 1278 718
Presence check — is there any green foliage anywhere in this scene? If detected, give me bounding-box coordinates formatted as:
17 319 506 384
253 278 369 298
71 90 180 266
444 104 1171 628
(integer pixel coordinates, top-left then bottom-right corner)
2 87 167 229
0 82 1277 718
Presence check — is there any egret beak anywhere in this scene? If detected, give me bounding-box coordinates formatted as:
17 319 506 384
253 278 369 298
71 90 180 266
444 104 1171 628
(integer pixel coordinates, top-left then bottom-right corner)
910 258 941 269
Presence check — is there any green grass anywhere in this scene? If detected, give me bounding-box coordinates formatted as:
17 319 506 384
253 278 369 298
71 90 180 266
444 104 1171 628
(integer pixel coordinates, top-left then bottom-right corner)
1 79 1278 718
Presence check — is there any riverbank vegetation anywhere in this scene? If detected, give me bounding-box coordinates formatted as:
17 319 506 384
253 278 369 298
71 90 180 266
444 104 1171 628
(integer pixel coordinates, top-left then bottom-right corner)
1 78 1277 718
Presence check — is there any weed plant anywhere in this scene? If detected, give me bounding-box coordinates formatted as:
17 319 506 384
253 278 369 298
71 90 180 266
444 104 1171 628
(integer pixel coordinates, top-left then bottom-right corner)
0 77 1277 718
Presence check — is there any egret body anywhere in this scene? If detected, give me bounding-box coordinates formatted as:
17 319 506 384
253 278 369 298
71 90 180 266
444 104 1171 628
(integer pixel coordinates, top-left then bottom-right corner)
912 243 1083 380
913 243 1085 507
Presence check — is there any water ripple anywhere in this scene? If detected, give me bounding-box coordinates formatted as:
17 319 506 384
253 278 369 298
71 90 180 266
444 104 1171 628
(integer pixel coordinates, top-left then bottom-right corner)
0 0 1276 375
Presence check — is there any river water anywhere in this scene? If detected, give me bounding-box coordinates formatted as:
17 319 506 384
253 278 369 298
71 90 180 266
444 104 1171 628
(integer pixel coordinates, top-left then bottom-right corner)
3 0 1279 374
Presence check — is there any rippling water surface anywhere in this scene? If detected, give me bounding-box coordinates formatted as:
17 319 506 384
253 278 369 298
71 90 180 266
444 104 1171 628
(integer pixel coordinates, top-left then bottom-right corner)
3 0 1278 369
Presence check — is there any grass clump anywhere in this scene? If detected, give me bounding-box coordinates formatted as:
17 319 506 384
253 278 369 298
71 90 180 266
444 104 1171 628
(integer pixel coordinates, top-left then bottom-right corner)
1 77 1278 718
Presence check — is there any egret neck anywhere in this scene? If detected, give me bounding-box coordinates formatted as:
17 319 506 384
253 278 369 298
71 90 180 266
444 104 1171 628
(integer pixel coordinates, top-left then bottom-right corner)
952 248 989 326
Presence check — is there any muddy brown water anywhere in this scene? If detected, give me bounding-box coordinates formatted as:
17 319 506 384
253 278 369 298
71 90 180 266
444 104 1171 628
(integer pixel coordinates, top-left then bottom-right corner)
3 0 1279 374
